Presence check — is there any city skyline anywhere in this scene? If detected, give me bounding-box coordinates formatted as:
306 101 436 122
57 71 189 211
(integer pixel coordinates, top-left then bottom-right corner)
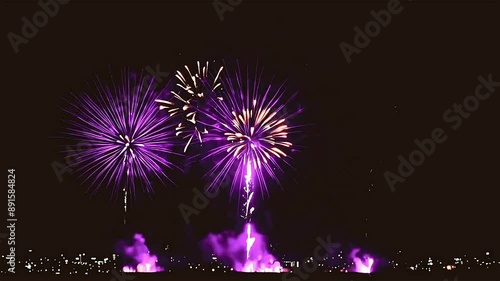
2 249 497 275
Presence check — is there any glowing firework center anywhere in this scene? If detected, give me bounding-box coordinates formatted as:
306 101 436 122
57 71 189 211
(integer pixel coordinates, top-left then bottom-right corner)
117 134 145 175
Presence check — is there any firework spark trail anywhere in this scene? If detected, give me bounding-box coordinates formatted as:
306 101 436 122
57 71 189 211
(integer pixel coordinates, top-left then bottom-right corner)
61 69 180 218
243 162 256 264
242 162 255 221
156 61 224 152
196 62 300 272
199 63 301 197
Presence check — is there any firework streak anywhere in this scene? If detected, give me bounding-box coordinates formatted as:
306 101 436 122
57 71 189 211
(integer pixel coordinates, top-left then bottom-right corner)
156 61 223 152
61 68 180 223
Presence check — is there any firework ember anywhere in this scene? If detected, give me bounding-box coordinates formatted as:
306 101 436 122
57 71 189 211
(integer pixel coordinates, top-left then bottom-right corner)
156 61 223 152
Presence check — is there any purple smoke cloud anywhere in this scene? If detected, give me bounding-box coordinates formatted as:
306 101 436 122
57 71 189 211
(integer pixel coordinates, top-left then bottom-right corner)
202 223 282 272
349 248 375 273
120 233 163 272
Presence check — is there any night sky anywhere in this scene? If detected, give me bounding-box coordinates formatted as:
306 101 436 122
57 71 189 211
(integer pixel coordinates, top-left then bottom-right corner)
3 0 499 262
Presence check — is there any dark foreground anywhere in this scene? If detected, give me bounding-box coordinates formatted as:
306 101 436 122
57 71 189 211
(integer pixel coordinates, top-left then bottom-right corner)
4 270 499 281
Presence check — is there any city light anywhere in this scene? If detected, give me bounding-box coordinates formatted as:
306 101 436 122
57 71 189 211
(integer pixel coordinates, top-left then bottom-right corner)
1 250 497 275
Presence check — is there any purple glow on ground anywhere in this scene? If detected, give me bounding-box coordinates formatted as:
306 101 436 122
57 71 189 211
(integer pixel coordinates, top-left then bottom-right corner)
120 234 163 272
202 223 283 272
349 248 375 273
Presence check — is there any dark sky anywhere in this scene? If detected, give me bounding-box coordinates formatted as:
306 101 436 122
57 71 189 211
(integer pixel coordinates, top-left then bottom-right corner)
3 0 499 262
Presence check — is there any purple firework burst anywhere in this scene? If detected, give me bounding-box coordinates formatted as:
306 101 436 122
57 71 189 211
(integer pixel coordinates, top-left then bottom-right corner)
200 63 301 196
156 61 224 152
62 69 179 198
